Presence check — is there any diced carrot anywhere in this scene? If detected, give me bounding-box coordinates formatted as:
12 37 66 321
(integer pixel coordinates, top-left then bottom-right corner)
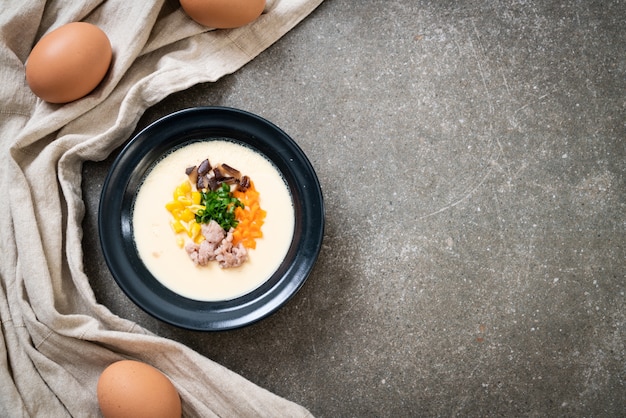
232 181 266 249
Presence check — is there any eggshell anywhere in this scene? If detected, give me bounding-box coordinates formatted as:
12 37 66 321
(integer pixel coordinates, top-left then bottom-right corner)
180 0 266 29
97 360 182 418
25 22 112 104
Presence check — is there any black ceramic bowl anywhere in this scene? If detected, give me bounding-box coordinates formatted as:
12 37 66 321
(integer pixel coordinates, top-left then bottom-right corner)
99 107 324 331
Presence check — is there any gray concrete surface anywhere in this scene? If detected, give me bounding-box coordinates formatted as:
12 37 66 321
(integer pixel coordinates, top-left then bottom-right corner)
82 1 625 416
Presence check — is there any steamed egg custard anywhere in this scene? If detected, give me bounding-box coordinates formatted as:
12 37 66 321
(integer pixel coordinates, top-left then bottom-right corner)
132 140 295 301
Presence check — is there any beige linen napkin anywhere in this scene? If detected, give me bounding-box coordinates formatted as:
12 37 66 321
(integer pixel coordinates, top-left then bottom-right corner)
0 1 322 416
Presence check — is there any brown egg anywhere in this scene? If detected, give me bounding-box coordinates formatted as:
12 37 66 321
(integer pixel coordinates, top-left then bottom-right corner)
180 0 266 29
97 360 182 418
25 22 112 104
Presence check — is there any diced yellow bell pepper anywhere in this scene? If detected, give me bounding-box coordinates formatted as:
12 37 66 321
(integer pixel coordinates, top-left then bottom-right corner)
165 200 184 213
167 179 212 248
179 180 191 194
179 208 195 222
171 208 185 220
174 181 191 200
189 221 201 240
170 219 185 234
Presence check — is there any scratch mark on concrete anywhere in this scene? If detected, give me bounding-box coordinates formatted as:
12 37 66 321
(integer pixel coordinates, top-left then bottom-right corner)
513 91 553 116
501 70 512 97
419 164 495 219
470 19 494 115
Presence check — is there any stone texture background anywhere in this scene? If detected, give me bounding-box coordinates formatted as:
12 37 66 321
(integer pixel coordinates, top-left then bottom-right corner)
82 1 625 416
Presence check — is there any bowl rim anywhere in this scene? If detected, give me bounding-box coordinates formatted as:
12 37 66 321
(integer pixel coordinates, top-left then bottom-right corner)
98 106 324 331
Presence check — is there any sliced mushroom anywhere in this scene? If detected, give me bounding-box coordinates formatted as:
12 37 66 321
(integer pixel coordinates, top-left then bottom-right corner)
198 159 211 176
238 175 251 192
220 176 237 185
220 163 241 178
185 165 198 185
196 174 207 190
186 158 249 192
207 175 220 191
